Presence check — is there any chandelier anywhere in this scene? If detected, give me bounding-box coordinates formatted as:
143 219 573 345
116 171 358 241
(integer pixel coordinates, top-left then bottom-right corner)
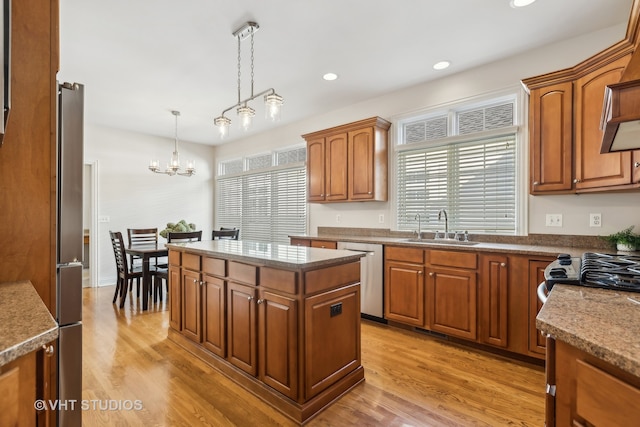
149 110 195 177
213 21 283 138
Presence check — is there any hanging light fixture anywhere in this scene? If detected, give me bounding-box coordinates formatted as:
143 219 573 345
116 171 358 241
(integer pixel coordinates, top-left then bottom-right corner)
149 110 196 177
213 21 283 138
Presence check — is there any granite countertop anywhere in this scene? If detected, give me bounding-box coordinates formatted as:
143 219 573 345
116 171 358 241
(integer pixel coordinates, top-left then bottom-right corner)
537 284 640 377
289 233 609 258
167 240 365 270
0 280 58 367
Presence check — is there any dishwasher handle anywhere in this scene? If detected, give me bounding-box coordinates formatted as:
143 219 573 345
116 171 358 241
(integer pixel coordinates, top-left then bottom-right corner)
342 249 375 256
537 282 548 304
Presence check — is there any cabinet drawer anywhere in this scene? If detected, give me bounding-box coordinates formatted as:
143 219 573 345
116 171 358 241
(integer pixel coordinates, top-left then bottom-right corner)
386 246 424 264
202 257 226 277
310 240 337 249
305 262 360 294
229 261 258 285
169 250 181 266
429 250 477 269
575 360 640 426
182 253 201 271
261 267 297 294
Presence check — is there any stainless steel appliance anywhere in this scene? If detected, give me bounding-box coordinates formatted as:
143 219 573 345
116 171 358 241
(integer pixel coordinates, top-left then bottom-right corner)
337 242 384 321
543 252 640 294
56 82 84 427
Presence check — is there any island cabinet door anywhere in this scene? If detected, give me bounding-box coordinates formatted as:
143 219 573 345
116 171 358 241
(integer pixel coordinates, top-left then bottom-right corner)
182 268 202 343
203 275 226 358
227 282 258 376
258 290 298 400
169 265 182 331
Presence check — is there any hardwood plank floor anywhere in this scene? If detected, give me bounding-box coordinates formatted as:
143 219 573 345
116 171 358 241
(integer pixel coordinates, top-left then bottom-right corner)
82 286 544 426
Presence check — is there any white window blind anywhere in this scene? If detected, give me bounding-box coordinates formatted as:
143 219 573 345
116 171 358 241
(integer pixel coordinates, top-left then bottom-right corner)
216 148 307 244
397 134 517 234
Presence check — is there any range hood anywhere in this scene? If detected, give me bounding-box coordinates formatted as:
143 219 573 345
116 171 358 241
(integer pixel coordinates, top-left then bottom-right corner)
600 46 640 153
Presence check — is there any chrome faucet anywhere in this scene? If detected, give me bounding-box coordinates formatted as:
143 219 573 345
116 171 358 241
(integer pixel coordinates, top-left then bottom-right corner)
437 209 449 239
415 213 423 240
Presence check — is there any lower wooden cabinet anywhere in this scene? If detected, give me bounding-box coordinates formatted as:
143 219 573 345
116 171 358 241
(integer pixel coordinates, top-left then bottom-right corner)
384 260 425 326
553 339 640 426
529 260 550 355
227 281 258 375
169 265 181 331
203 275 226 357
479 254 509 348
290 238 337 249
427 265 477 340
181 267 202 344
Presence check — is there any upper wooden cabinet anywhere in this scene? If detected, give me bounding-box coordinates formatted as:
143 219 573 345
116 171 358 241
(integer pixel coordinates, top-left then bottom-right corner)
302 117 391 202
523 39 640 194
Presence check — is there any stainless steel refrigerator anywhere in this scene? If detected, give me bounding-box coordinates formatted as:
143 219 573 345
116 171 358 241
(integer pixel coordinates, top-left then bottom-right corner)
56 81 84 427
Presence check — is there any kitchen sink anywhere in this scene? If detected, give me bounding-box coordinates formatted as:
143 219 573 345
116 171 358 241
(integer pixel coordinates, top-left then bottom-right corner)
403 238 479 246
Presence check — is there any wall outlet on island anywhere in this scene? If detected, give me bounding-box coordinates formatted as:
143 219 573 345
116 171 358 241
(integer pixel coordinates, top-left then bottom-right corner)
378 214 384 223
545 213 563 227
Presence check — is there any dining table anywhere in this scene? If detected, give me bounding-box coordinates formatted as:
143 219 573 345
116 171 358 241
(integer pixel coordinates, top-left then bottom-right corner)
124 244 168 310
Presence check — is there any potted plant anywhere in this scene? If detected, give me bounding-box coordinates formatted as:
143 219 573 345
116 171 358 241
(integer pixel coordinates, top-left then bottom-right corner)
602 226 640 251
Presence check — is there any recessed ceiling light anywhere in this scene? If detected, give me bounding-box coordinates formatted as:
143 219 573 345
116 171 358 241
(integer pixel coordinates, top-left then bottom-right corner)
510 0 536 8
323 72 338 81
433 61 450 70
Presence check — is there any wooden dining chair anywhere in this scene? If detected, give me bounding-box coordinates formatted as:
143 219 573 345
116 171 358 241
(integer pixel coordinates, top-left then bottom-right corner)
167 230 203 243
109 230 144 308
212 228 239 240
127 228 167 292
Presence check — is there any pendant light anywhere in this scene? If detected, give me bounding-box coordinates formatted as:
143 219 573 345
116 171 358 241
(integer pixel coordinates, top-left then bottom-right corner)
149 110 195 177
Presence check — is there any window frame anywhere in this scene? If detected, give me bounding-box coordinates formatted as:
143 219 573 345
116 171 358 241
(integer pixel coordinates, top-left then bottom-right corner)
390 87 528 236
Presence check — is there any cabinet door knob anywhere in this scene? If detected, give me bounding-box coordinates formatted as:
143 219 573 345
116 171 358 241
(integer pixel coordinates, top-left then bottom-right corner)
367 191 372 194
500 262 506 267
533 181 539 185
247 296 254 301
257 299 265 304
573 178 581 183
42 344 54 357
635 161 640 168
428 272 434 277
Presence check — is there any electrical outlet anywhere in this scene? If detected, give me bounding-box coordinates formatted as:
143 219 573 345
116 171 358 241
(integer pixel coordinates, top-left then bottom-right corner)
378 214 384 223
330 302 342 317
336 214 341 223
590 213 602 227
98 215 110 223
545 214 563 227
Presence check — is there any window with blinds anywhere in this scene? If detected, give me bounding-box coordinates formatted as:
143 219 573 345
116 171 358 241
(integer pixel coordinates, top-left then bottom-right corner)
396 96 519 235
216 146 307 244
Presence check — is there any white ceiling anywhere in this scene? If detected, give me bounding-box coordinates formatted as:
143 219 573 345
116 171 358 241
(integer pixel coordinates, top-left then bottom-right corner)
58 0 633 146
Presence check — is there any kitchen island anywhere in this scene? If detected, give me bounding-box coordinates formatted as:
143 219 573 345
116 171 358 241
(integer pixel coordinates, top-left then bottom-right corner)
166 240 365 424
537 285 640 426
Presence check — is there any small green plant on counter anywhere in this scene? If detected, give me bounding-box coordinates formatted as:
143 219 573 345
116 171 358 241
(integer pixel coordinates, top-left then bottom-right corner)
160 220 196 238
601 226 640 251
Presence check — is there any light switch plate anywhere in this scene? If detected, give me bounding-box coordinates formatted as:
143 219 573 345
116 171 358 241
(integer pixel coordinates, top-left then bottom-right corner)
545 214 562 227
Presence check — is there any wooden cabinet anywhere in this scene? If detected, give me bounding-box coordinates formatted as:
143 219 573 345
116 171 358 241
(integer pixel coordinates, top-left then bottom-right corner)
528 82 573 193
168 245 363 424
528 259 550 355
302 117 391 203
384 247 425 326
553 339 640 426
290 238 337 249
523 42 640 194
168 250 182 331
479 254 509 348
0 351 36 426
426 250 478 340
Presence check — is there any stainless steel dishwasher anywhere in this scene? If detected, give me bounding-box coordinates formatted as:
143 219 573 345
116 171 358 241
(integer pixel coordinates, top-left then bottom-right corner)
337 242 384 321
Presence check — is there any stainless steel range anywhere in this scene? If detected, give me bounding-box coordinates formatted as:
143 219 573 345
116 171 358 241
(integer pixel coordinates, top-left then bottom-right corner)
544 252 640 293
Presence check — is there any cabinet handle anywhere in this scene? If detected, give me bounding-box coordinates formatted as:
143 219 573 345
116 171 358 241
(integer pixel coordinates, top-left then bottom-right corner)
247 296 254 301
428 272 434 277
367 191 372 194
572 420 586 427
42 344 54 357
573 178 581 183
500 262 506 267
257 299 265 304
532 181 539 185
200 281 204 286
635 161 640 168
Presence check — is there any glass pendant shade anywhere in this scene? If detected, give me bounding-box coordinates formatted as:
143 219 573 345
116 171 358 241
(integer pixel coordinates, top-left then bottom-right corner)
237 105 255 131
214 116 231 138
265 93 283 122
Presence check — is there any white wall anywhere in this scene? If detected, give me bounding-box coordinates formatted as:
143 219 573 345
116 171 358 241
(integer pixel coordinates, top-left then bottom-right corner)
85 124 215 286
215 23 640 237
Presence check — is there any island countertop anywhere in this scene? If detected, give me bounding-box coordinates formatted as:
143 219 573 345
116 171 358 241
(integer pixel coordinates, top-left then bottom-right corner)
0 280 58 367
536 284 640 377
166 239 365 270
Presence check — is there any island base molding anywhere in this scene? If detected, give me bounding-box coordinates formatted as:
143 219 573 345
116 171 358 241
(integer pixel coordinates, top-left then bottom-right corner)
168 329 365 424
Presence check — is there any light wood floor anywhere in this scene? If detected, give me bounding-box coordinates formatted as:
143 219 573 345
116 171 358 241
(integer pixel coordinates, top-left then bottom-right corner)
82 285 545 426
